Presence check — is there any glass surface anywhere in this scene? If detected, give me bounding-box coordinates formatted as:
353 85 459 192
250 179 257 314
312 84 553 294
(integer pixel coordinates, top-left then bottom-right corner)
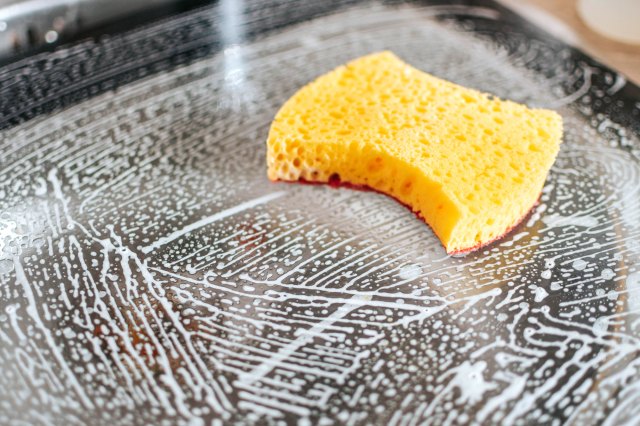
0 1 639 424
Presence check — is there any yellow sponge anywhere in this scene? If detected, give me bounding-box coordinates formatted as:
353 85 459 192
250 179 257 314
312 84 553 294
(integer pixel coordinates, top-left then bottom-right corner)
266 51 562 254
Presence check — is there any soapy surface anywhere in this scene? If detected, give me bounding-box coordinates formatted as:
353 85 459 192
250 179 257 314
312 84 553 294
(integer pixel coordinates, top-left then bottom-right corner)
0 2 639 425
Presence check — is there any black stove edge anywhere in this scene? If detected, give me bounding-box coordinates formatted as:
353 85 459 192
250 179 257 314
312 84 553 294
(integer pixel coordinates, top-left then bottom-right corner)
0 0 636 133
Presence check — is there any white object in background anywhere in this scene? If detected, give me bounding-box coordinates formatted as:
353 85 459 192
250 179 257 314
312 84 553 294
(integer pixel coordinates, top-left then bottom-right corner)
578 0 640 44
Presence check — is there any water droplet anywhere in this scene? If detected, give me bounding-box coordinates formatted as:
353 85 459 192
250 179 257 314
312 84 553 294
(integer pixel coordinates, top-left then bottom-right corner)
398 263 422 281
601 268 615 280
534 287 549 302
572 259 587 271
0 258 13 274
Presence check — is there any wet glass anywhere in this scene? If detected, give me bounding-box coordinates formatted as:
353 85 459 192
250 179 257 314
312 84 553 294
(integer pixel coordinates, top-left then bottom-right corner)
0 1 639 424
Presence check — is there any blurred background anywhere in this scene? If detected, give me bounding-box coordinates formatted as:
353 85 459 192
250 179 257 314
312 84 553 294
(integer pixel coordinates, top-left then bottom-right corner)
0 0 637 83
502 0 639 84
0 0 210 63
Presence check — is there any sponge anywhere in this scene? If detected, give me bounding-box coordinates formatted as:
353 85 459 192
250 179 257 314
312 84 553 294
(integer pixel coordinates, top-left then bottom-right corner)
266 51 562 254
